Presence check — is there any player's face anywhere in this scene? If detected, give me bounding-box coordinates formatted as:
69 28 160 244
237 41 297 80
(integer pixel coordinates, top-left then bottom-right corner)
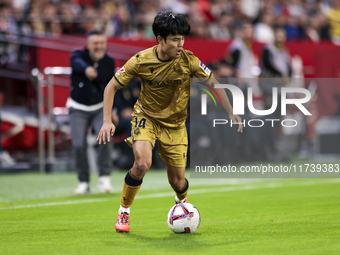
161 34 185 59
87 34 107 61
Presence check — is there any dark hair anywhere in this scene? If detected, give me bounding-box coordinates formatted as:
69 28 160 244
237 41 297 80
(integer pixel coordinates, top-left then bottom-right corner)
86 29 104 38
152 10 190 42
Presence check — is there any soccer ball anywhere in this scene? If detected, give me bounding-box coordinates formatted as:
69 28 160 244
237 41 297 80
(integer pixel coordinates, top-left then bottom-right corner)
167 203 200 233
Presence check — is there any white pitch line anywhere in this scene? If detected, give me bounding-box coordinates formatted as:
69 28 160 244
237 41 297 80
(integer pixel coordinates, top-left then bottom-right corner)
135 178 340 199
0 198 109 210
1 179 339 210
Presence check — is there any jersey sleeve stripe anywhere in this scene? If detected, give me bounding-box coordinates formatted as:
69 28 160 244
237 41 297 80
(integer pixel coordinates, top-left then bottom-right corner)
114 75 126 87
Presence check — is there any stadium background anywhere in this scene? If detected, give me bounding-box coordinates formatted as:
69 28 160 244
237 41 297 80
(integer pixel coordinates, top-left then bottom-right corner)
0 1 340 254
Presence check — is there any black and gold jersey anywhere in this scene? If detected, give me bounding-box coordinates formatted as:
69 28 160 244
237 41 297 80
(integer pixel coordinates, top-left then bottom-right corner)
114 45 212 128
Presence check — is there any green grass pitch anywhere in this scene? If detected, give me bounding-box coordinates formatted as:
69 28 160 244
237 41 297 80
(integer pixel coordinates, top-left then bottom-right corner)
0 171 339 255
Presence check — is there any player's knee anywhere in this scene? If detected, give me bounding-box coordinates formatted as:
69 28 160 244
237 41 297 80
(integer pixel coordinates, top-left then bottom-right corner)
133 160 151 178
169 178 185 191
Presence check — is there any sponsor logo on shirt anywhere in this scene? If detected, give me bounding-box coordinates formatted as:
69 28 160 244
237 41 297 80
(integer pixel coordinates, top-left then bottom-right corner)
199 61 211 76
116 67 125 75
155 79 182 86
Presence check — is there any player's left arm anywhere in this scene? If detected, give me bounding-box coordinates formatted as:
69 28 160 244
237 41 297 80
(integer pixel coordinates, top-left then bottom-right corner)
190 54 243 133
205 76 243 133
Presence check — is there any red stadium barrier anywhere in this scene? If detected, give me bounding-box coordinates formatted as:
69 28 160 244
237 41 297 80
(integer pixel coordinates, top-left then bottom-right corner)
35 37 340 77
33 37 340 117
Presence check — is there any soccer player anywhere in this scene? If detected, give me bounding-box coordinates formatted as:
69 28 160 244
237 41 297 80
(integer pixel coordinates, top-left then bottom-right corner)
97 10 243 233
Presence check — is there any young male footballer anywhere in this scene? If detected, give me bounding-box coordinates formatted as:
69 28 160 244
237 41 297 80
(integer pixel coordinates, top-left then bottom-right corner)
97 10 243 233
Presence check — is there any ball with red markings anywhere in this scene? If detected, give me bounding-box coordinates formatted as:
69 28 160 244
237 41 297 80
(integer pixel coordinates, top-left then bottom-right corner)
167 203 200 233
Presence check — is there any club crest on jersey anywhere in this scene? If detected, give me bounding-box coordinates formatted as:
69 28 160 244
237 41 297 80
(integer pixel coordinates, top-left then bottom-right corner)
116 67 125 75
173 63 183 74
134 127 141 135
199 61 211 76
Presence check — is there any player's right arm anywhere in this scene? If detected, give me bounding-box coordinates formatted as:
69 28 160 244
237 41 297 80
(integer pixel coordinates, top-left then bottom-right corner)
97 54 139 144
97 78 121 144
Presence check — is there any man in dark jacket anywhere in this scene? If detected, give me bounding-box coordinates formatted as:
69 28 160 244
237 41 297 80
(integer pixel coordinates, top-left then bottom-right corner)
67 29 115 195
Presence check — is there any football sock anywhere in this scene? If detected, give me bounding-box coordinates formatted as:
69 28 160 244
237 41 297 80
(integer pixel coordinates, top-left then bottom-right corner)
120 170 143 208
174 178 189 201
119 206 130 215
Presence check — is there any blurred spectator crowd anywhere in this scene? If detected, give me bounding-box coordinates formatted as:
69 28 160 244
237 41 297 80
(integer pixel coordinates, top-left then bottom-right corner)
0 0 340 44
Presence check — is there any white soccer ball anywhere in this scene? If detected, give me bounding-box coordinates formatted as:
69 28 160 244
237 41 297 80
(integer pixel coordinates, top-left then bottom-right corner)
167 203 200 233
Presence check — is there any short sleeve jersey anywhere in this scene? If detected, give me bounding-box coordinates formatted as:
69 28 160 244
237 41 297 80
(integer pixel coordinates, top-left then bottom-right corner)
114 45 212 128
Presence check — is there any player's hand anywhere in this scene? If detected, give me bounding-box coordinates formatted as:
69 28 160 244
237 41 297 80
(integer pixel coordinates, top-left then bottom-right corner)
97 122 116 144
85 66 98 81
229 114 243 133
